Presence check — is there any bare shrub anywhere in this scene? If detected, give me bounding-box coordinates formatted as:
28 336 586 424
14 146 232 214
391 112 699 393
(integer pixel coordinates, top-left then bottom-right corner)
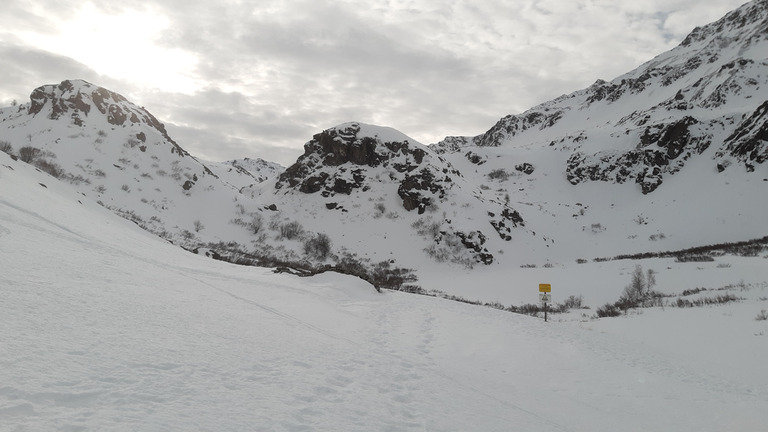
193 220 205 233
596 303 622 317
279 221 304 240
488 168 509 181
19 146 40 163
0 140 13 154
34 159 64 178
562 295 584 310
303 233 332 260
676 294 742 308
412 218 441 239
181 229 195 241
249 214 264 234
756 309 768 321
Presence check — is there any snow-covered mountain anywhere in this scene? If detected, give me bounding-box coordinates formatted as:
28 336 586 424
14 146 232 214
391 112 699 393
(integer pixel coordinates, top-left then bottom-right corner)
428 0 768 261
1 0 766 292
205 157 283 190
434 0 768 189
4 138 768 431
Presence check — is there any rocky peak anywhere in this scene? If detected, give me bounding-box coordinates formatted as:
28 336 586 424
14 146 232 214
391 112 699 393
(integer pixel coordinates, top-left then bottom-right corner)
27 79 184 154
299 122 425 167
275 122 442 203
681 0 768 48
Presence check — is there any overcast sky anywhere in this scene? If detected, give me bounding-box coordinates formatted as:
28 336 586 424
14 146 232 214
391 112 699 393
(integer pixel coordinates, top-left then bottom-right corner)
0 0 747 166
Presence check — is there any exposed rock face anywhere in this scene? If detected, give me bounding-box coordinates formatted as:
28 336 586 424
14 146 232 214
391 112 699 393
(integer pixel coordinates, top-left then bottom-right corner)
717 100 768 172
566 117 713 194
276 122 458 210
473 110 566 148
28 79 187 156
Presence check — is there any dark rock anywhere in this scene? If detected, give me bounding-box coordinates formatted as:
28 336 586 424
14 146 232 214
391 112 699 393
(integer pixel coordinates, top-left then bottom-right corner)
515 163 535 175
465 151 486 165
718 100 768 168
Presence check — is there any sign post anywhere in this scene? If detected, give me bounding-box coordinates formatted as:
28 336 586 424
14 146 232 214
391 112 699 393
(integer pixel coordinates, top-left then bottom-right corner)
539 284 551 322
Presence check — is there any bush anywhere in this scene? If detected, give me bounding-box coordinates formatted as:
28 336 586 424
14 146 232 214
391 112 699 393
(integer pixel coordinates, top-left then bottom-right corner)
0 140 13 155
756 309 768 321
34 159 64 178
193 220 205 233
249 214 264 234
279 221 304 240
596 303 622 317
675 294 741 308
488 168 509 180
562 295 584 310
303 233 332 260
18 146 40 163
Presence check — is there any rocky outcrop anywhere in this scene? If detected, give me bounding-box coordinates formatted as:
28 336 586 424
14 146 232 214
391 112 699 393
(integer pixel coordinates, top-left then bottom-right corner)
474 109 566 147
276 123 459 209
566 117 712 193
717 99 768 171
27 80 187 156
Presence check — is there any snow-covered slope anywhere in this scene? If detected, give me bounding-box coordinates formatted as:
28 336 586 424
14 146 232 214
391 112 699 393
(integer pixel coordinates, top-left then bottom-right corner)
3 143 768 432
205 157 283 190
429 0 768 264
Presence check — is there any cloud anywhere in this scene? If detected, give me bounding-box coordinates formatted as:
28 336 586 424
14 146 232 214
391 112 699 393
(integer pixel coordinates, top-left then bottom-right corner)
0 41 108 103
0 0 750 166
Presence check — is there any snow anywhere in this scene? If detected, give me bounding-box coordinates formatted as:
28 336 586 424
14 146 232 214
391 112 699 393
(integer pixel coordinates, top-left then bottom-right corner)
3 142 768 431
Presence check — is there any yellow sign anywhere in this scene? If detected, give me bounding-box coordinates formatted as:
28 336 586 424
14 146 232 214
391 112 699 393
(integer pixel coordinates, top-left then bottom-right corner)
539 283 551 293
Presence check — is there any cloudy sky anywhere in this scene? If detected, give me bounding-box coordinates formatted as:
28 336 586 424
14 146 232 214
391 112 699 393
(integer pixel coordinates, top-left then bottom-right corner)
0 0 747 166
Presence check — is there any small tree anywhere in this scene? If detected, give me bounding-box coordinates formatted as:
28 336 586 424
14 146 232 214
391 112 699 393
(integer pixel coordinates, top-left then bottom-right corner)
0 141 13 155
618 264 659 309
647 268 656 290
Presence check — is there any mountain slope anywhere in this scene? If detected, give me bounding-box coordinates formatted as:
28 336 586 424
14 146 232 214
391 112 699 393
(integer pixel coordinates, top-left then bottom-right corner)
426 0 768 264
